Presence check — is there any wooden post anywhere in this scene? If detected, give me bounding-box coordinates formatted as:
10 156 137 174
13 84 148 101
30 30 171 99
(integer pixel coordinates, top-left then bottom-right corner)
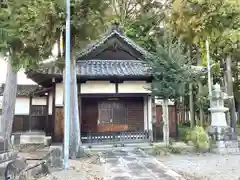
189 83 194 128
174 100 179 140
29 95 33 131
52 78 56 141
45 92 49 134
78 83 82 141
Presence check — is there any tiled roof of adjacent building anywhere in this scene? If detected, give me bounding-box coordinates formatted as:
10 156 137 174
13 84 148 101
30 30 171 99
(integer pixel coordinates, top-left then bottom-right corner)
77 60 150 77
0 84 41 96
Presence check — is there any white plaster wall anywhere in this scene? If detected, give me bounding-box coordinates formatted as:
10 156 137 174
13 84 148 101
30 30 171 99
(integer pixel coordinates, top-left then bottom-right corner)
32 97 47 105
55 83 64 106
14 97 30 115
118 81 151 93
81 81 115 94
0 96 52 115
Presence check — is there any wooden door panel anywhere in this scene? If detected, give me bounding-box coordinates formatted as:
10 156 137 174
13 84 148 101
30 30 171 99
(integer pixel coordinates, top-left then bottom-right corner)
98 100 127 132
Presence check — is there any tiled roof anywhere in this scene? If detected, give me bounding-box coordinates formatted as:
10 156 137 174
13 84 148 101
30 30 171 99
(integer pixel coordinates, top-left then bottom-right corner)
77 30 149 60
0 84 41 97
76 60 151 78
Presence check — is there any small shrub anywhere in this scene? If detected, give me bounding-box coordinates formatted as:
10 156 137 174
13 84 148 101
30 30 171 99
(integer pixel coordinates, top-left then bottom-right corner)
187 126 210 151
152 145 164 155
151 145 182 155
178 126 191 142
152 145 169 155
168 146 182 154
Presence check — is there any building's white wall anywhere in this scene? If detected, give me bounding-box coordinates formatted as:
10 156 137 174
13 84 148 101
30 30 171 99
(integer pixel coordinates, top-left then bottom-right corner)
32 97 47 105
118 81 151 93
55 83 64 106
0 96 52 115
14 97 30 115
80 81 115 94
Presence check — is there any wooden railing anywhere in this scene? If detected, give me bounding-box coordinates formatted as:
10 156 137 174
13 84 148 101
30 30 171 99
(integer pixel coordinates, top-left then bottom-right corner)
81 131 149 145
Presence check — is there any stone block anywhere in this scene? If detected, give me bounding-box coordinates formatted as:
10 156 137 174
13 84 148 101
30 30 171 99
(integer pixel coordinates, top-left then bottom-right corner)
19 131 51 148
43 147 63 168
20 135 45 145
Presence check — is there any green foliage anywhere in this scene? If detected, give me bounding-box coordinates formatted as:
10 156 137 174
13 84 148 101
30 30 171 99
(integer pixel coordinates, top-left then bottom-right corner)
146 34 194 99
152 145 182 156
108 0 168 52
170 0 240 46
0 1 42 69
0 0 110 69
178 125 191 142
186 126 210 150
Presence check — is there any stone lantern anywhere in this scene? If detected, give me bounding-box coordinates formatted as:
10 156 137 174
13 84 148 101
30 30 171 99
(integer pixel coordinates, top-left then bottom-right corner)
208 84 228 127
208 84 239 154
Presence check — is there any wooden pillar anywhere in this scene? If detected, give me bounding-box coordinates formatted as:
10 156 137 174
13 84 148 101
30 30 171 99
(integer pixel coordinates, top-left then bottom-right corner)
143 96 148 131
78 83 82 139
29 95 33 131
52 78 56 141
45 92 49 134
174 101 179 140
147 95 153 141
189 83 194 128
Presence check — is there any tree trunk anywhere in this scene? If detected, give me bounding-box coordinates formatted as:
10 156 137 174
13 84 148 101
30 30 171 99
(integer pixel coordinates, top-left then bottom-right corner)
198 82 204 126
197 55 204 126
1 58 17 148
162 99 169 147
189 83 194 128
225 55 237 132
68 49 83 159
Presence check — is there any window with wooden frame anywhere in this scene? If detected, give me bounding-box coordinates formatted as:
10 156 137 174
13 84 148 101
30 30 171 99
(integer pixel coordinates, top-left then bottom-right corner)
31 105 47 116
98 100 127 125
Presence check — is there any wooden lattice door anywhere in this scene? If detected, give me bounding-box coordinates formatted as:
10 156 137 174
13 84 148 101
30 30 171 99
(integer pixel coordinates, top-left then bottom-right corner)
98 100 128 132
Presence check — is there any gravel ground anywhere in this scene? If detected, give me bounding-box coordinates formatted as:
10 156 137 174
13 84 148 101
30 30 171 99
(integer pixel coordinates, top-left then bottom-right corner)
158 153 240 180
38 155 105 180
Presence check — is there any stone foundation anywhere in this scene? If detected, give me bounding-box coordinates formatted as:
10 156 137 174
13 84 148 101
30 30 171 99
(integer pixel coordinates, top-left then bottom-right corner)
207 126 237 141
16 131 52 147
208 126 240 154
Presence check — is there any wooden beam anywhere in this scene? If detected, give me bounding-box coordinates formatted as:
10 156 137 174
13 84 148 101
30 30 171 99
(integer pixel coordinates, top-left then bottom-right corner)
78 93 149 98
51 78 56 141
